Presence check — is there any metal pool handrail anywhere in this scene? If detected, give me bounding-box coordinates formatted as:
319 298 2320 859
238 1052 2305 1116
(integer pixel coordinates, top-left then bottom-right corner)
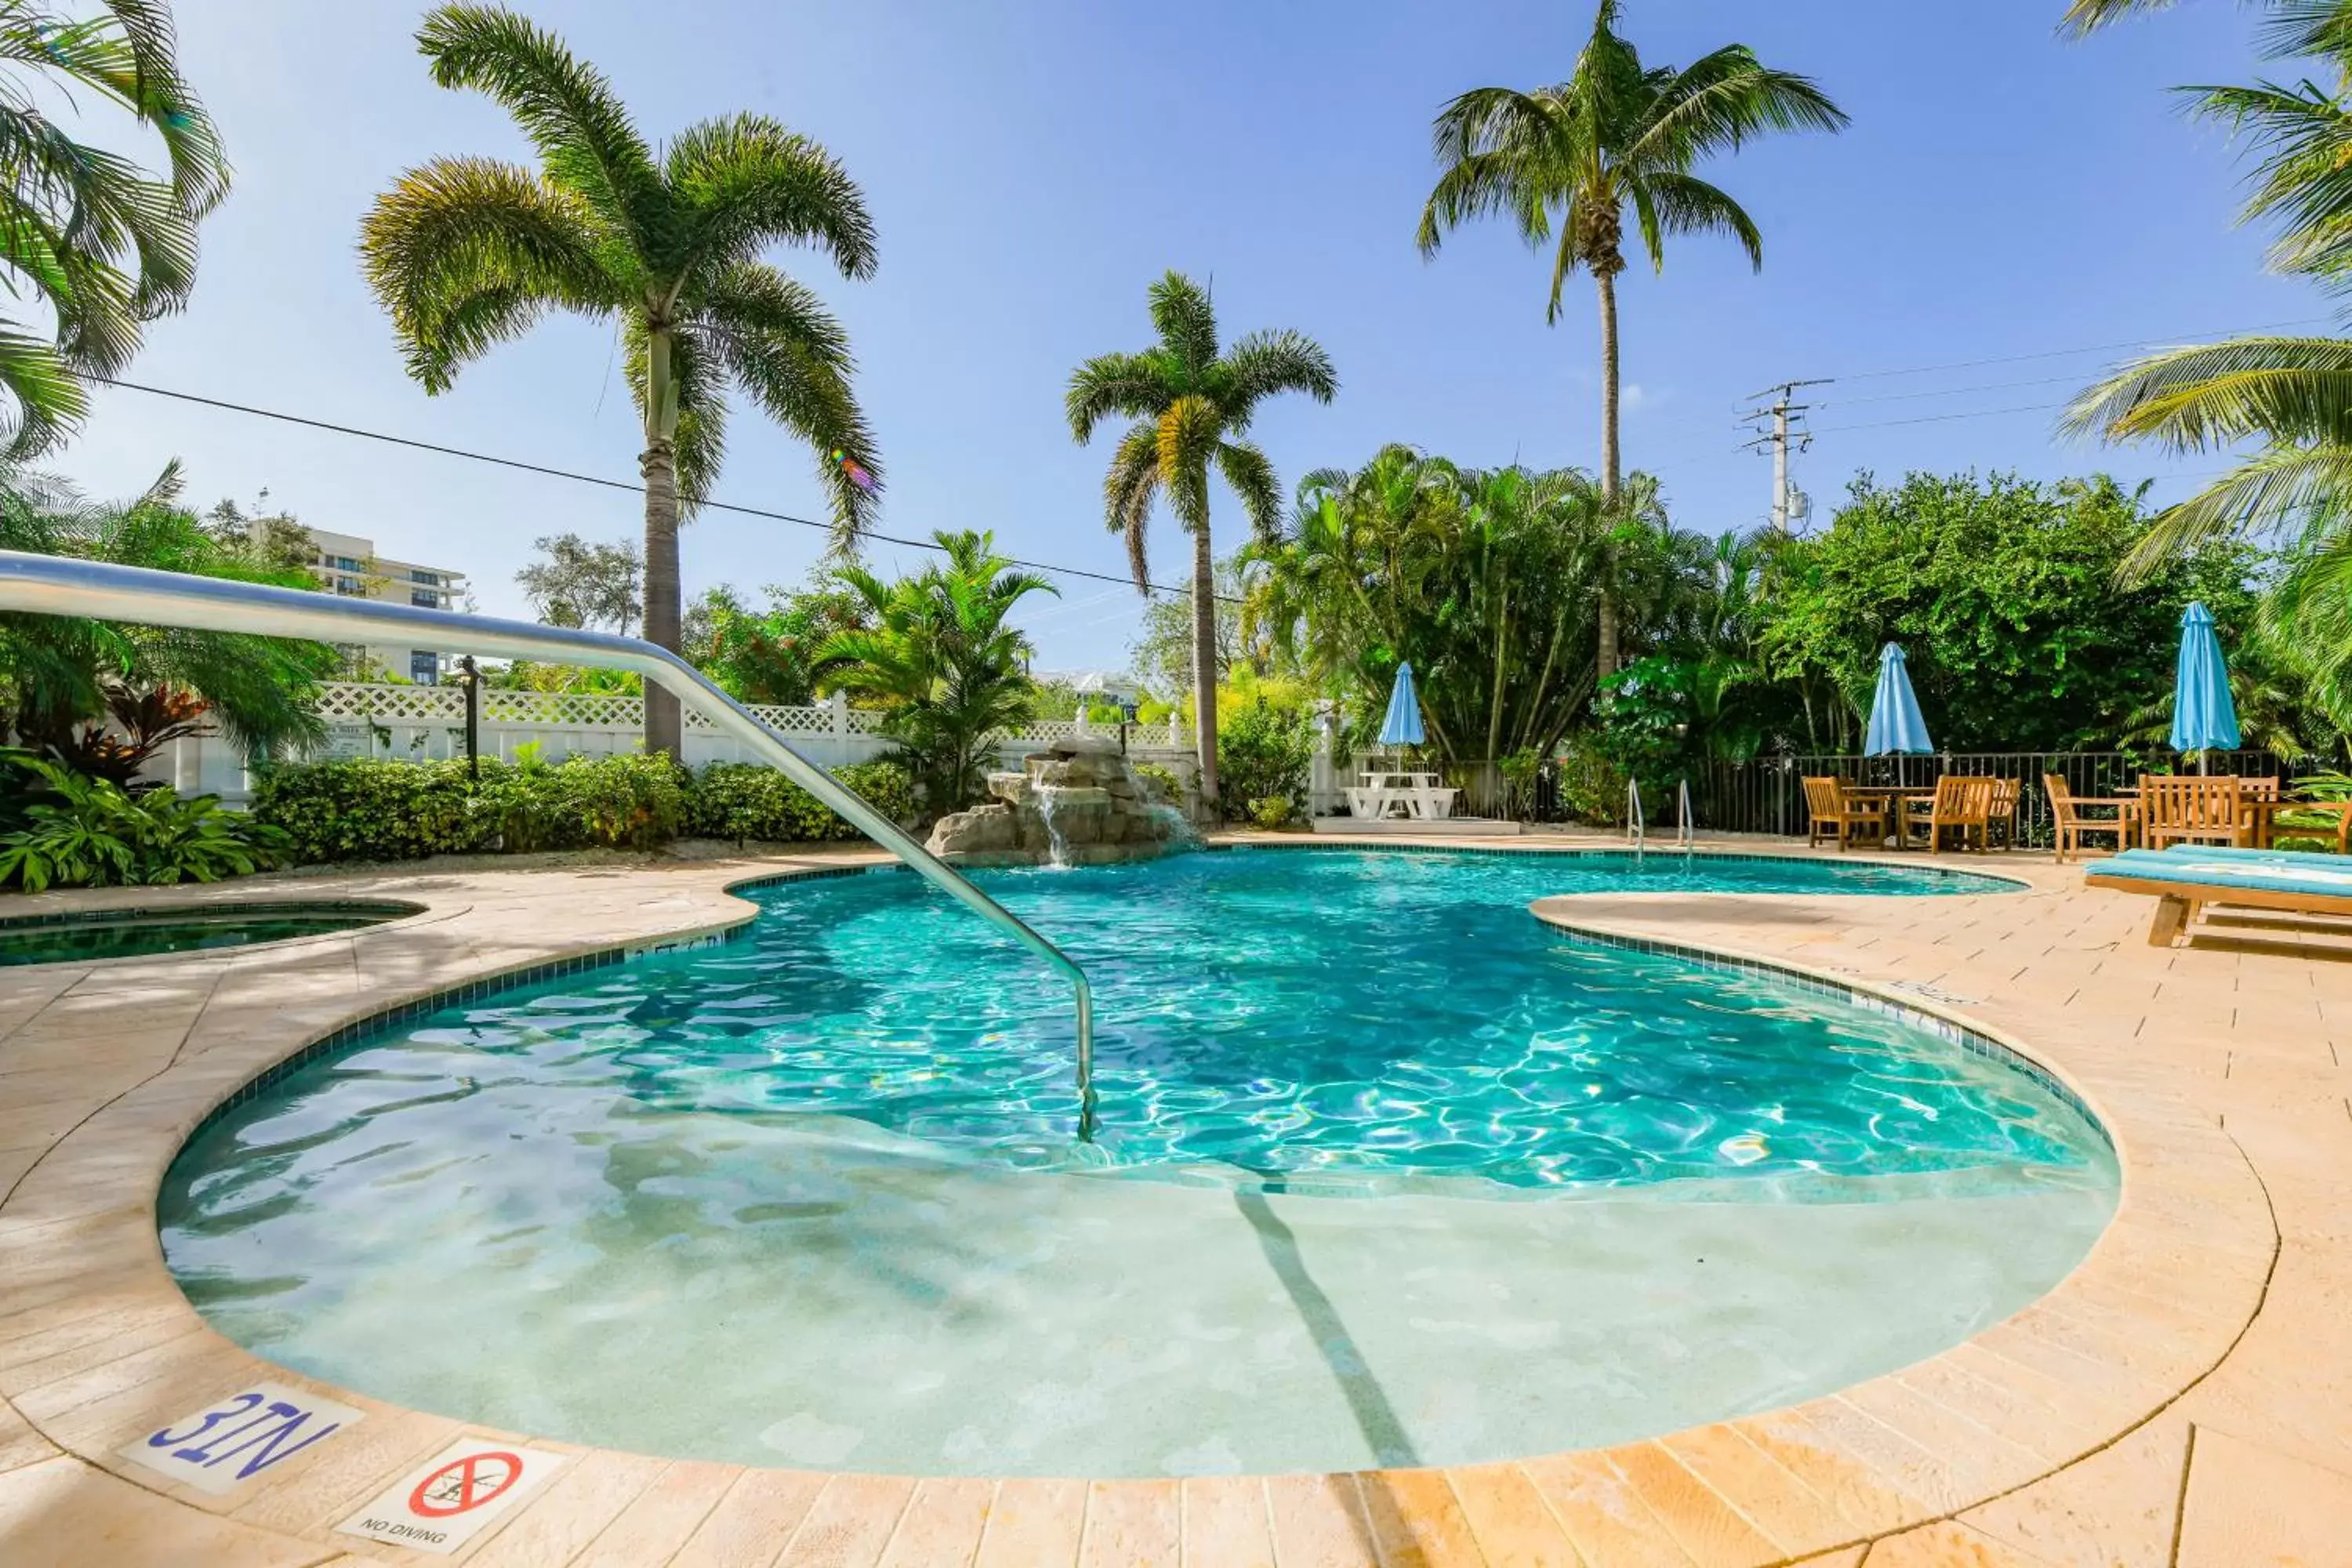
0 550 1099 1138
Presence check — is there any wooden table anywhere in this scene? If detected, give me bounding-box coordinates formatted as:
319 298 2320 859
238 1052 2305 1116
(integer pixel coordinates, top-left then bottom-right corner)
1842 786 1939 848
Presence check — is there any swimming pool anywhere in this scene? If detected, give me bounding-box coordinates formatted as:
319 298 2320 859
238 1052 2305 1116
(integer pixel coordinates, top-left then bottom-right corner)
0 901 412 966
162 848 2111 1475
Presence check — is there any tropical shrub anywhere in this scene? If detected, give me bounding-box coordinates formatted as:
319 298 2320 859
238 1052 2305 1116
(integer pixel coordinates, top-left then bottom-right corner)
815 530 1055 811
681 760 916 842
1247 795 1294 830
252 754 684 864
0 760 284 891
1216 701 1313 822
1553 735 1629 827
1589 657 1694 815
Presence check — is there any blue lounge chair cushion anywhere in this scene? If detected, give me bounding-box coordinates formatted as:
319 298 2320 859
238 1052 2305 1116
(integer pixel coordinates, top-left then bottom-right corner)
2096 846 2352 899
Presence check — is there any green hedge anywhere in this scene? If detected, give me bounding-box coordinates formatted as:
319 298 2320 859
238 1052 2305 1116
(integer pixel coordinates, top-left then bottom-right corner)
681 760 916 842
251 754 916 865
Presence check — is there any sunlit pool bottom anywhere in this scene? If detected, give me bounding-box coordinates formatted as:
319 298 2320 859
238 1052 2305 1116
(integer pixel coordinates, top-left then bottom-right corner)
0 901 410 967
162 849 2113 1477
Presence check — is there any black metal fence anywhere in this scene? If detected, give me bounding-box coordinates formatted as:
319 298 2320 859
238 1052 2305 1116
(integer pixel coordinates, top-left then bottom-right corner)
1693 750 2332 847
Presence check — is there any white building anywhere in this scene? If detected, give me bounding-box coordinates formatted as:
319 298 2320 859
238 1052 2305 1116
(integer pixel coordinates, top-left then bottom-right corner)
303 527 470 684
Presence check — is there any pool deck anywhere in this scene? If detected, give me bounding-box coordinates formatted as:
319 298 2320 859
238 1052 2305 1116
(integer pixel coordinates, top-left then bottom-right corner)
0 830 2346 1564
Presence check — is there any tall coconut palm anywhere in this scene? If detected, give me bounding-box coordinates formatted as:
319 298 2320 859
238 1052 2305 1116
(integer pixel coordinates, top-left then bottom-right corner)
0 0 228 456
361 4 881 757
1065 270 1335 811
1416 0 1843 680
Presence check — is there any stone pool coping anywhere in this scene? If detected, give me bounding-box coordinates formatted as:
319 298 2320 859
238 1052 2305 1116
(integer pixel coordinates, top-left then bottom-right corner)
0 833 2339 1563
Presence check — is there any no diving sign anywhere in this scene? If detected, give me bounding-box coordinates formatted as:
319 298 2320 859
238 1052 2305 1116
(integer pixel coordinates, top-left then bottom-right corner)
337 1439 566 1554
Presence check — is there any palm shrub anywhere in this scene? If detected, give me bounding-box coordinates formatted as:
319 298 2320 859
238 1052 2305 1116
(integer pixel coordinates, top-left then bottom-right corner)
814 530 1055 812
1067 270 1335 811
0 757 284 891
0 1 229 455
361 3 883 758
0 465 335 769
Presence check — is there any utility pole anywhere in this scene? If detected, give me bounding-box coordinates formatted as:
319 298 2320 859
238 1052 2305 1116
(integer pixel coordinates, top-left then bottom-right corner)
1738 379 1830 532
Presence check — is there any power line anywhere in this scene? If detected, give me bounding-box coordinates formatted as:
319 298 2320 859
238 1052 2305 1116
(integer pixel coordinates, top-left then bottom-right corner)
1809 399 2070 436
1810 313 2335 386
1816 371 2099 409
87 374 1241 604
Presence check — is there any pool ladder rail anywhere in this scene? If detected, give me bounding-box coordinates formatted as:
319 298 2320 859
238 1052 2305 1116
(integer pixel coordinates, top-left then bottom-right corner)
1625 779 1697 860
0 550 1102 1141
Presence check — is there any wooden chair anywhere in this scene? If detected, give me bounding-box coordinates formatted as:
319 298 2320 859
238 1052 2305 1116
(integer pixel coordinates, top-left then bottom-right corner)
1985 776 2022 850
2137 775 2245 851
2044 774 2137 863
1919 775 1998 853
1803 776 1886 852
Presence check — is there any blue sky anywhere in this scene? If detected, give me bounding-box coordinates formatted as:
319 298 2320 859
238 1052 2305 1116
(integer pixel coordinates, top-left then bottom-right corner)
58 0 2308 672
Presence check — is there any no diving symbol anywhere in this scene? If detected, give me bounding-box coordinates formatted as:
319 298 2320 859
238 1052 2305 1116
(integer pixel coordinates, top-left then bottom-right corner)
410 1450 522 1517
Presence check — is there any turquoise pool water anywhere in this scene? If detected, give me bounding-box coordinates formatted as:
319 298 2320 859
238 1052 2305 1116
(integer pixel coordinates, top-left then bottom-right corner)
162 848 2112 1476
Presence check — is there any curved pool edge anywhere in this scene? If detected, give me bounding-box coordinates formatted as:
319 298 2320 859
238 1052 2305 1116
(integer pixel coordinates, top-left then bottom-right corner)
0 838 2285 1564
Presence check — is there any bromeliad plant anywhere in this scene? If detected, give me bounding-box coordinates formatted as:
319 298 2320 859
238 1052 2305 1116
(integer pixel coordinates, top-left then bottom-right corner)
0 757 285 891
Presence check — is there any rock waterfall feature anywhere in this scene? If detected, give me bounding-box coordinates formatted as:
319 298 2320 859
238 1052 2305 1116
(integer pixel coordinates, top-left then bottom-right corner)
927 737 1192 867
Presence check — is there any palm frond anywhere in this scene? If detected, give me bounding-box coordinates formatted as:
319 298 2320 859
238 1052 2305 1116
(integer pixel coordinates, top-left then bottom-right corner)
1065 349 1172 440
1156 395 1221 534
1632 49 1848 165
2121 442 2352 580
664 113 877 281
361 157 614 392
416 4 665 245
1103 419 1160 590
2058 0 2182 37
1215 328 1338 423
1146 270 1219 373
2063 335 2352 451
1641 169 1763 270
701 260 879 544
1216 439 1283 544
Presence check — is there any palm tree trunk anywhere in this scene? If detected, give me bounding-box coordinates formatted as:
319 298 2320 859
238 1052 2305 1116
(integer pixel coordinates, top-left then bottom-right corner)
641 325 683 759
1596 590 1620 687
1189 522 1219 815
1484 580 1511 763
641 441 684 758
1597 269 1621 504
1595 266 1624 689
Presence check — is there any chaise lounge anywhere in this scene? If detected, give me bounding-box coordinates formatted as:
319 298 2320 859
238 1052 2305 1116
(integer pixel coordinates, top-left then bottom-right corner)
2086 845 2352 947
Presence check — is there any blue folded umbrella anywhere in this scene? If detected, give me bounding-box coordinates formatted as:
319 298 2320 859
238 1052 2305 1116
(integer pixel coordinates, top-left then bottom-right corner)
1863 644 1933 756
2169 601 2241 753
1378 662 1425 748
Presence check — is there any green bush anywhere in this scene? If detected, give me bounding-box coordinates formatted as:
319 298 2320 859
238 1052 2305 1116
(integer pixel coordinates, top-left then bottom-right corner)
1129 760 1181 807
1552 735 1629 827
681 759 916 842
254 753 920 865
0 758 286 891
252 753 683 864
1247 795 1294 830
1216 701 1313 822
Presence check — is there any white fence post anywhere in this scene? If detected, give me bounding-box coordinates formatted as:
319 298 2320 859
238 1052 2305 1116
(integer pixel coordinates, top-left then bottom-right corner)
828 689 848 740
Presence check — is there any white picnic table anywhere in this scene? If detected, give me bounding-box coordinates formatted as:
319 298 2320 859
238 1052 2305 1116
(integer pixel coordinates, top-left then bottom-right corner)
1348 769 1460 821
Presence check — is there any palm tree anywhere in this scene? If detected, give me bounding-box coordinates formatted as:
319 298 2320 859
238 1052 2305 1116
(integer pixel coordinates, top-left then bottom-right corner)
0 1 229 456
1066 270 1335 811
1416 1 1843 680
361 4 881 758
2063 2 2352 588
813 530 1055 811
